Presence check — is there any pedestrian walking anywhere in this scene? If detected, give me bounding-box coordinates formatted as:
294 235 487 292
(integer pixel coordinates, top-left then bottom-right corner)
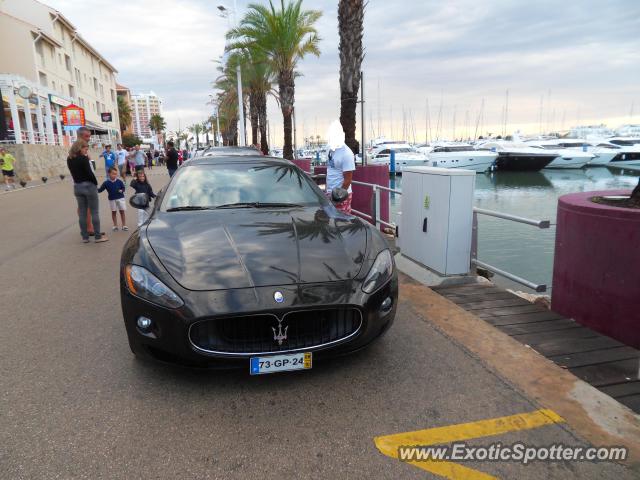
325 120 355 214
127 147 136 176
165 141 179 177
129 144 147 172
0 147 17 190
67 139 108 243
98 167 128 231
100 144 116 177
130 170 156 226
116 143 127 180
146 150 153 170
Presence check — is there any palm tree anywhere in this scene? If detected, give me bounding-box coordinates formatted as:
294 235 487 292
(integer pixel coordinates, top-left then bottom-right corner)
213 61 242 146
148 114 166 146
227 0 322 160
178 132 190 150
188 123 204 149
230 48 276 154
117 96 132 134
338 0 365 155
202 120 211 146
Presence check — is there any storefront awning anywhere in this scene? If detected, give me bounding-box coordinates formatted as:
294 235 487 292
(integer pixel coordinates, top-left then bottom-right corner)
85 121 108 135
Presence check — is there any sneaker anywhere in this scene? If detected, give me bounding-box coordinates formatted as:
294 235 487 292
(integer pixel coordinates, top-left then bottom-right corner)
122 226 129 231
83 238 90 243
112 226 119 231
95 236 109 243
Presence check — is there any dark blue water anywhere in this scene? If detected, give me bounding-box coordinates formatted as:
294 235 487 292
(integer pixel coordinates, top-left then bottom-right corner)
389 167 640 293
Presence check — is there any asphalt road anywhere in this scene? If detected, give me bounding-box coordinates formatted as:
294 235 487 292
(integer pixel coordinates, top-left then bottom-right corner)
0 172 636 479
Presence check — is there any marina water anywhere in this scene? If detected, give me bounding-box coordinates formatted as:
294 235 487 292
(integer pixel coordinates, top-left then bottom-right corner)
388 168 640 293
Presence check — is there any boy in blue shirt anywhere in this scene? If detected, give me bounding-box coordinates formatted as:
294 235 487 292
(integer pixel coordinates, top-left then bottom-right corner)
98 167 128 231
101 145 117 176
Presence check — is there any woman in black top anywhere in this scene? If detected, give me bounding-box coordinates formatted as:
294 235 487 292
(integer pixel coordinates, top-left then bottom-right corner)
67 140 107 243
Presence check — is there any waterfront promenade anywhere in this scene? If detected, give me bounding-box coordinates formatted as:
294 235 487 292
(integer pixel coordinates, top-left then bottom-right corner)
1 174 639 479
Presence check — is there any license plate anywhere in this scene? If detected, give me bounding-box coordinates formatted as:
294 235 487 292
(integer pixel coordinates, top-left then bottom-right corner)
250 352 312 375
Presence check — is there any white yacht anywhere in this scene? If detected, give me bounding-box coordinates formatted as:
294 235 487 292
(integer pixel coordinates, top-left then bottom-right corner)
604 138 640 167
607 137 640 146
569 125 615 138
369 142 428 173
614 125 640 137
418 143 498 173
544 139 619 166
525 140 595 168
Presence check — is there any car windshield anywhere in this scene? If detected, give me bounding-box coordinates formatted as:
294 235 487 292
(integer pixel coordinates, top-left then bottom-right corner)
162 163 326 211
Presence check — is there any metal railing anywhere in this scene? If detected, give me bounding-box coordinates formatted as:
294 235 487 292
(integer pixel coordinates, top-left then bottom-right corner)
351 180 401 229
311 172 550 292
310 173 399 229
471 208 550 292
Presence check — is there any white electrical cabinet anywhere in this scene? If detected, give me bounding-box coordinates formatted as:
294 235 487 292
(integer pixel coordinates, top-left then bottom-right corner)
400 167 475 275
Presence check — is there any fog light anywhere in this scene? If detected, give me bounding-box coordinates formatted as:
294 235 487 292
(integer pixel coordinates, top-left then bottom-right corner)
381 297 393 312
137 316 152 330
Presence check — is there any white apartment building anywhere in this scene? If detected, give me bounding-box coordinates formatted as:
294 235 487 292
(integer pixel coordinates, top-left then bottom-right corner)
0 0 120 145
131 91 163 145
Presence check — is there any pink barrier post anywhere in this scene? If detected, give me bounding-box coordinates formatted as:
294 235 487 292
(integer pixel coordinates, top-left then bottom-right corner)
552 189 640 348
313 165 389 229
289 159 311 173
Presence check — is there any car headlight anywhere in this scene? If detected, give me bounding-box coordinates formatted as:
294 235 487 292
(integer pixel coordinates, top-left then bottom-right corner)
362 249 394 294
124 264 184 309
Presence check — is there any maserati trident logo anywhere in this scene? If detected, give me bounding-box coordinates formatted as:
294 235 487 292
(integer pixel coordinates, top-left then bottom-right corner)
272 319 288 345
273 291 284 303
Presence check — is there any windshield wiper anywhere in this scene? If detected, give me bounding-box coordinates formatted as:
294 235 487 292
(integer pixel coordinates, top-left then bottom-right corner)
254 202 303 208
215 202 303 209
215 202 260 209
166 206 216 212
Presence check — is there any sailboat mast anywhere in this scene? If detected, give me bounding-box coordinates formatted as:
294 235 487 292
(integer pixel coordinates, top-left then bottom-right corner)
452 105 457 140
539 95 544 135
377 78 381 138
436 96 443 141
504 89 509 137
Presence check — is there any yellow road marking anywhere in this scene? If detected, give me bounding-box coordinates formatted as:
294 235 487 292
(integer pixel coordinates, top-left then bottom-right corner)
374 409 564 479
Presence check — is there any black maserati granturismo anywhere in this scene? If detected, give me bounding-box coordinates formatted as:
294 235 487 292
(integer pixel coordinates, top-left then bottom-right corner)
121 155 397 373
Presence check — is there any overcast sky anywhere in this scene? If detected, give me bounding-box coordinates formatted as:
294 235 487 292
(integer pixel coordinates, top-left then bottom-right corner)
46 0 640 144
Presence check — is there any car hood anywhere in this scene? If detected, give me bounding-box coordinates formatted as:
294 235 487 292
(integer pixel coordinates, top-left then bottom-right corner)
146 207 368 291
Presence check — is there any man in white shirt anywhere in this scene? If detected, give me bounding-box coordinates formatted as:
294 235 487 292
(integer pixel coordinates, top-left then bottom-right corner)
116 144 127 180
129 144 147 172
325 120 356 213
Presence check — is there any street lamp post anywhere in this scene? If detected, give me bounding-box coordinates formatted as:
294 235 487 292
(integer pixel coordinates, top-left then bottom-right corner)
208 95 223 146
218 2 245 147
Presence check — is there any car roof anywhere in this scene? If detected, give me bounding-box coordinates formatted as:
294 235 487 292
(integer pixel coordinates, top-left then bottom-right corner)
201 146 261 157
187 155 292 166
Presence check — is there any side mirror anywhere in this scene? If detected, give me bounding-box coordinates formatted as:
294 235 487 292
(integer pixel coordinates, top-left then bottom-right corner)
130 193 150 210
331 187 349 204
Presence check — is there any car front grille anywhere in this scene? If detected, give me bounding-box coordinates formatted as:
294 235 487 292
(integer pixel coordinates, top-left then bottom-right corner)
189 308 363 355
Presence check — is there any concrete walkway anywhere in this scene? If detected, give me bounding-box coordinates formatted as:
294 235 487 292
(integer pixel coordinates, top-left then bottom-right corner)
1 172 638 479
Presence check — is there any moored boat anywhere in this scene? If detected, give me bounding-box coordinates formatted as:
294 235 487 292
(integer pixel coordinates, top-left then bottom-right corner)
477 141 557 171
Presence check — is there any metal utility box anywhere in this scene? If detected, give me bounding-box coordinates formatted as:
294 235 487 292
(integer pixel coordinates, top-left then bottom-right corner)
400 167 475 275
